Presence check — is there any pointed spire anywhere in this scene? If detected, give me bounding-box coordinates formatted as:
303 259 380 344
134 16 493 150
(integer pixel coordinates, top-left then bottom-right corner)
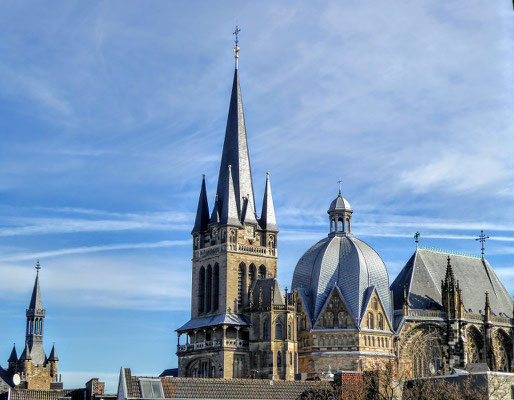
20 344 31 361
219 165 242 227
29 261 43 310
8 344 17 363
210 194 220 224
48 344 59 362
215 65 256 225
259 172 278 232
191 175 210 234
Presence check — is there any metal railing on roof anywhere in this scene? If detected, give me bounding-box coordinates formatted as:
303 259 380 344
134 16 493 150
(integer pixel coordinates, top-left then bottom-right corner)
418 245 480 259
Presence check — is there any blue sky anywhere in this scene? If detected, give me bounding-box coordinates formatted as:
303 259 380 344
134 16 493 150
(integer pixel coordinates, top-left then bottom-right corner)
1 0 514 392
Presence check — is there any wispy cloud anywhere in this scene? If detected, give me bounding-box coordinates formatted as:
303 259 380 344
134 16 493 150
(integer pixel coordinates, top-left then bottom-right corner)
0 240 189 262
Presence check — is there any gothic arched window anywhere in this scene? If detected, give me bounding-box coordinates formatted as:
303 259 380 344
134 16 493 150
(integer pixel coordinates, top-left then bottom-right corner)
258 265 266 279
378 313 384 330
230 229 237 243
277 351 282 368
263 319 269 340
212 264 219 311
206 265 212 312
198 266 205 313
249 264 256 287
338 311 346 328
367 312 374 329
275 324 283 340
237 263 246 311
325 312 334 328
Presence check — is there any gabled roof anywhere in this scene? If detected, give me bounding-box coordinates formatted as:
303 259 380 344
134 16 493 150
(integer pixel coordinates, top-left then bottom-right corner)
258 173 278 232
390 248 514 318
250 278 284 306
191 175 210 234
359 285 393 330
312 285 357 328
215 68 256 225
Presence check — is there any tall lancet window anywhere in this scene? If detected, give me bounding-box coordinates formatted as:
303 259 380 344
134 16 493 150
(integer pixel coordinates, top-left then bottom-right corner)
206 265 212 312
237 263 246 311
198 267 205 314
212 264 219 311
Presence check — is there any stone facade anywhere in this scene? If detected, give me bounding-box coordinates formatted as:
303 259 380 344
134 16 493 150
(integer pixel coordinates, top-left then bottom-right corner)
1 266 62 392
176 53 513 382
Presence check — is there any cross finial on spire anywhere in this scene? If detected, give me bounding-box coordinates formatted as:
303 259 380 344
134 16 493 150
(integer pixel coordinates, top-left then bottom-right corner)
35 259 41 274
338 178 342 195
475 230 490 259
233 26 241 69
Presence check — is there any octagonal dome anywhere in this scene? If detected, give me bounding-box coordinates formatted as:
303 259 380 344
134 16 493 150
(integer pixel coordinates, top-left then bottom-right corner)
291 234 391 327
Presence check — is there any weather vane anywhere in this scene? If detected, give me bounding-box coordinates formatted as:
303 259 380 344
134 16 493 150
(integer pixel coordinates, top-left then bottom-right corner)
414 232 420 248
233 26 241 68
35 259 41 274
338 178 342 195
475 230 489 259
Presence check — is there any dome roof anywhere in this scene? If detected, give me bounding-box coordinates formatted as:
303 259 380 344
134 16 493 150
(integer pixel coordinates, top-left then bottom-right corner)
291 235 391 327
328 194 352 213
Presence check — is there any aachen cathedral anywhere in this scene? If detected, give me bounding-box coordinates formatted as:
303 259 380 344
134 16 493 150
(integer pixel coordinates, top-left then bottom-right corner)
176 35 514 381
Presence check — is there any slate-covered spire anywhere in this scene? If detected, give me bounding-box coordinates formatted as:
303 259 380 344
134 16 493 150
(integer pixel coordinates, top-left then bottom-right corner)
8 345 17 363
25 262 46 365
20 344 31 361
219 165 242 227
210 194 220 224
215 66 257 225
29 265 43 311
259 172 278 232
48 344 59 362
191 175 210 234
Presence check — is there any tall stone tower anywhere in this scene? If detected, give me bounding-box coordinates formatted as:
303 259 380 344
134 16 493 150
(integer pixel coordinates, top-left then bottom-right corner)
176 31 297 380
2 262 62 390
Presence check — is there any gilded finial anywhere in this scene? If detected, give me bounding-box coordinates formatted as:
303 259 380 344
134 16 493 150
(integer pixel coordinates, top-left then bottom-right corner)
338 178 342 195
233 26 241 68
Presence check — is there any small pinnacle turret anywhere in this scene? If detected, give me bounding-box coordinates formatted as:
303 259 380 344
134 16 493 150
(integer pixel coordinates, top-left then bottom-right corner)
48 344 58 362
191 175 210 234
219 165 242 227
209 194 220 224
20 344 31 361
8 344 17 363
259 172 278 232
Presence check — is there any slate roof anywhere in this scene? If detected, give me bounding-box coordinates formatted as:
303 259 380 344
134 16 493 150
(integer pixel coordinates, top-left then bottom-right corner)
292 235 392 327
390 249 514 318
328 194 352 212
29 272 43 311
191 176 210 234
258 173 278 232
0 367 13 392
250 278 285 306
4 389 85 400
176 313 250 332
215 68 257 226
122 368 331 400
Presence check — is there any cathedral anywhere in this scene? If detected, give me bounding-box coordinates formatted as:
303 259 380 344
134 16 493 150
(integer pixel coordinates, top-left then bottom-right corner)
176 40 513 380
0 263 62 391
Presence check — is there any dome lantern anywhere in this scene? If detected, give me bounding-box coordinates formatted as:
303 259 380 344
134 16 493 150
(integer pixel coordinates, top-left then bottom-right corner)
327 191 353 236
